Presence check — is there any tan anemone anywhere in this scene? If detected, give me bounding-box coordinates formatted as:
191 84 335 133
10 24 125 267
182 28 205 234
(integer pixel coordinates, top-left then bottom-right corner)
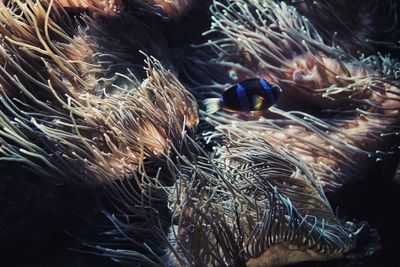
189 0 400 189
0 0 199 185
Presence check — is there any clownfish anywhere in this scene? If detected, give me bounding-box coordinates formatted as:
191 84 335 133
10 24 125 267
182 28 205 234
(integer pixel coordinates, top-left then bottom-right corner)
203 78 283 114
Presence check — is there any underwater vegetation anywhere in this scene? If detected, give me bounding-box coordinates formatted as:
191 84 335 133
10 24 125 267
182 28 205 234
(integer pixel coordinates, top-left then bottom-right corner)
0 0 399 266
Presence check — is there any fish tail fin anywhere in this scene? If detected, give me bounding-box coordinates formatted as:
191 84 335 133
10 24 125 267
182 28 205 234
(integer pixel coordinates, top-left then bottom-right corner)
202 98 223 114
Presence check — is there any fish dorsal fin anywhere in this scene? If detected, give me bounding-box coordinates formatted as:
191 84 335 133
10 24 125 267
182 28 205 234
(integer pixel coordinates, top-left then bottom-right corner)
252 95 265 110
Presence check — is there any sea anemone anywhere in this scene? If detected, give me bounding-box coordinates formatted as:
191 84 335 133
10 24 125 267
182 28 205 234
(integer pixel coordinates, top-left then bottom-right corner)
186 0 400 189
0 0 198 185
169 136 357 266
97 132 360 266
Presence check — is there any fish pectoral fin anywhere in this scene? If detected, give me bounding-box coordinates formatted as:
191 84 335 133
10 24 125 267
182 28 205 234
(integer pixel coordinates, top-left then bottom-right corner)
252 95 265 110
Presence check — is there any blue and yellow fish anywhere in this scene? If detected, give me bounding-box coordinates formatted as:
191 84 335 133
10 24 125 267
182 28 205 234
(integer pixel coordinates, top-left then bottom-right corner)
203 78 283 114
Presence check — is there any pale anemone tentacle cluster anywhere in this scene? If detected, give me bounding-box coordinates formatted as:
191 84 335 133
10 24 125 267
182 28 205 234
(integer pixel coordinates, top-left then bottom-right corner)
0 0 198 185
167 136 357 266
100 134 359 266
187 0 400 189
55 0 124 15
